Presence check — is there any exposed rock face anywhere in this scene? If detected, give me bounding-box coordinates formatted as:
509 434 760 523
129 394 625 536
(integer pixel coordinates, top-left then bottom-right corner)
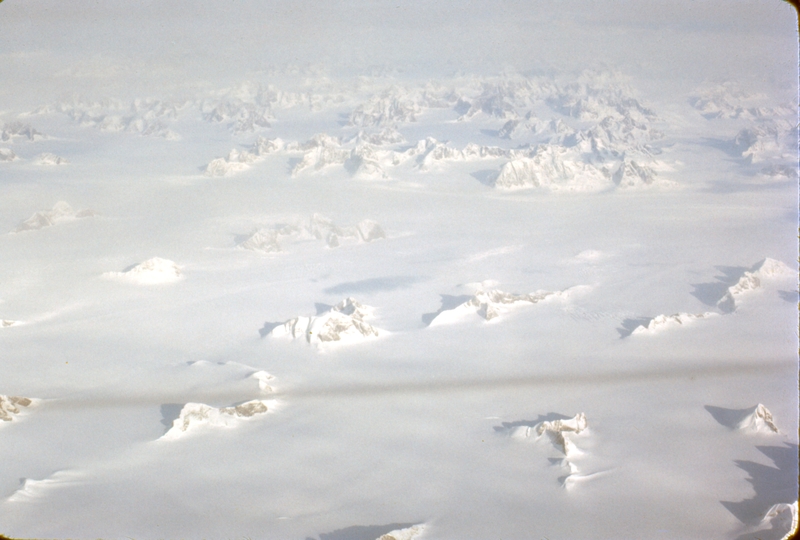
252 136 285 155
535 413 589 456
613 159 658 187
631 312 716 334
731 121 792 163
355 127 405 146
239 225 299 253
309 214 385 248
492 146 611 191
205 148 258 176
238 228 283 254
735 404 779 433
238 215 384 253
37 153 69 165
430 286 570 325
198 72 677 191
203 99 271 133
498 118 524 139
1 122 45 142
0 395 34 422
747 502 798 540
163 399 273 438
346 143 388 179
51 98 182 139
717 258 794 313
504 412 593 488
628 258 794 335
375 524 426 540
349 92 423 127
469 289 560 321
689 82 793 120
292 144 351 176
270 298 382 346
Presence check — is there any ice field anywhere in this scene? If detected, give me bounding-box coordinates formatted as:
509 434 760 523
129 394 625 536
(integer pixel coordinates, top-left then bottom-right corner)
0 2 798 539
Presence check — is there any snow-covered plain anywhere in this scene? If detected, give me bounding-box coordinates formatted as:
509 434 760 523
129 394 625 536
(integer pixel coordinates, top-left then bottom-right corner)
0 1 798 539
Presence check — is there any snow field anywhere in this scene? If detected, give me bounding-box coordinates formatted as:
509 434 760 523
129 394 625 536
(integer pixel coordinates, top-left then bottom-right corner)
0 6 797 537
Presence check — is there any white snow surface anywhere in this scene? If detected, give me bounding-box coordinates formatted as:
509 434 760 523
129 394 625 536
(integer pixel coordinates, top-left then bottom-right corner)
0 2 797 539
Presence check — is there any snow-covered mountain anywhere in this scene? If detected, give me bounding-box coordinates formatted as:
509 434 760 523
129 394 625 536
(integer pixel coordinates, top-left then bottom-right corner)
12 202 94 233
0 3 796 538
269 297 383 346
162 399 275 439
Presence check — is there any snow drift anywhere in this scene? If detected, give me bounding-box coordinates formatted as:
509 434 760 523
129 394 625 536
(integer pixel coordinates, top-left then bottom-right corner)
7 471 77 503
